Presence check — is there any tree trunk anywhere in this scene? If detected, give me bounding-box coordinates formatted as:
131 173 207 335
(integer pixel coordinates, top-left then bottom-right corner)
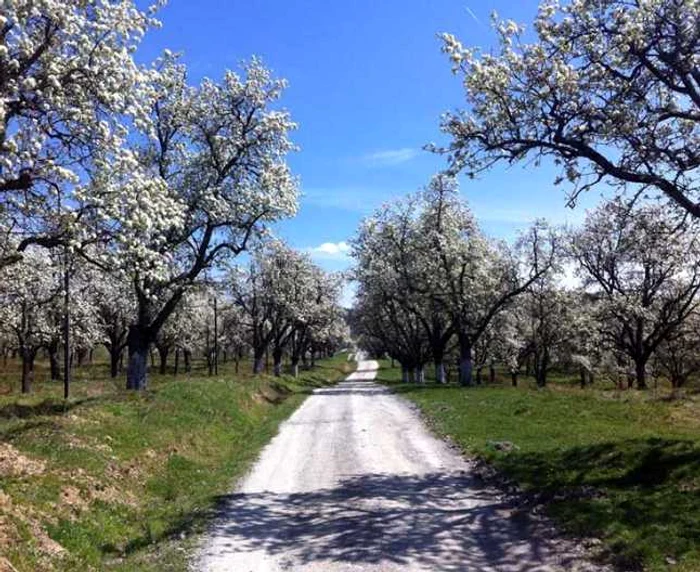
536 353 548 388
291 357 300 378
184 349 191 373
273 347 283 377
253 349 265 374
401 364 410 383
207 348 214 376
109 345 121 378
511 372 518 387
415 365 425 384
580 367 587 389
157 345 169 375
126 325 150 391
76 347 87 367
48 341 60 381
434 361 446 384
475 367 483 385
635 359 647 390
459 337 473 386
489 363 496 384
537 370 547 387
21 349 35 394
174 348 180 376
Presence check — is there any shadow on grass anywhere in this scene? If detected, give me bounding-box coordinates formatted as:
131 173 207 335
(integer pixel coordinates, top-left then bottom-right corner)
0 397 102 420
382 382 463 395
0 418 61 439
493 437 700 570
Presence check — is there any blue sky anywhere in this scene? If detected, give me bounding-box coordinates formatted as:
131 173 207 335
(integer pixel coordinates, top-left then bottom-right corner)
138 0 605 284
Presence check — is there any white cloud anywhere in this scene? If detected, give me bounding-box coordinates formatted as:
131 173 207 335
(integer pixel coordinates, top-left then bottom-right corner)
307 241 352 260
362 148 420 166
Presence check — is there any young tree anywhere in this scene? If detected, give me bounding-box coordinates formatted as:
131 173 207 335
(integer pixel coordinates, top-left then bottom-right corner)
0 249 60 392
655 313 700 391
230 246 281 375
503 267 573 388
219 302 248 374
153 288 213 376
86 271 135 378
439 0 700 217
353 283 431 383
571 199 700 389
230 242 343 376
282 266 344 377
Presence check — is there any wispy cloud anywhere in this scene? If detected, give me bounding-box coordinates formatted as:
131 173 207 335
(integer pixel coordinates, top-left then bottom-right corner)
361 148 420 167
473 205 587 226
302 187 408 213
306 241 352 261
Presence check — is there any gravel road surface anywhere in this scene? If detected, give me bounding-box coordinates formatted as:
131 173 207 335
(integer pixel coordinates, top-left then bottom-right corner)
195 360 601 571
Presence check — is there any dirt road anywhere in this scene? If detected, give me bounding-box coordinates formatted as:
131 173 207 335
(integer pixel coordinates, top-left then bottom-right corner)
195 360 600 571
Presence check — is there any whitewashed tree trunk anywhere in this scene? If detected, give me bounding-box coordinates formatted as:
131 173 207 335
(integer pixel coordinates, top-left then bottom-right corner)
435 362 446 384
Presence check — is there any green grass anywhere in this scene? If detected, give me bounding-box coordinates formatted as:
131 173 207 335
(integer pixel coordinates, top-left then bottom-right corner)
0 353 355 571
377 361 700 572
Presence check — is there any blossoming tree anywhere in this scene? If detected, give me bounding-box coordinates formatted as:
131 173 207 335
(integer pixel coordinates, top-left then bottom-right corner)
570 199 700 389
95 57 298 390
0 0 162 266
439 0 700 215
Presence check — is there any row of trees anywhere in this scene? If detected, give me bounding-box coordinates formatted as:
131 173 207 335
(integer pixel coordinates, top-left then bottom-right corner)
0 241 349 393
1 1 303 390
352 177 700 391
352 0 700 390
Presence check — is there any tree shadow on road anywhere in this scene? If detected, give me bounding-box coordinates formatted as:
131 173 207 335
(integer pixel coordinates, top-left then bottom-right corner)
312 381 388 396
199 471 596 571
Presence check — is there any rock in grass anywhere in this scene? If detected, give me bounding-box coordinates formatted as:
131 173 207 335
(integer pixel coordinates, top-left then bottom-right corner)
486 440 520 453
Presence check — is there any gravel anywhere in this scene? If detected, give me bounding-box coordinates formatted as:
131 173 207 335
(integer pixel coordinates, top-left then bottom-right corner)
194 360 603 571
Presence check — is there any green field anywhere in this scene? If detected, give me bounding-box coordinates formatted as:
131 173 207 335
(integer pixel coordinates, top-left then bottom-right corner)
377 362 700 572
0 354 355 571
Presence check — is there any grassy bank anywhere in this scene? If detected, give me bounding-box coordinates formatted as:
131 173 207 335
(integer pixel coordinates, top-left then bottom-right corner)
0 354 355 571
377 362 700 572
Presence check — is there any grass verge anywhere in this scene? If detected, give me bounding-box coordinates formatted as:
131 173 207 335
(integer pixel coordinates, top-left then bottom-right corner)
0 354 355 571
377 361 700 572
